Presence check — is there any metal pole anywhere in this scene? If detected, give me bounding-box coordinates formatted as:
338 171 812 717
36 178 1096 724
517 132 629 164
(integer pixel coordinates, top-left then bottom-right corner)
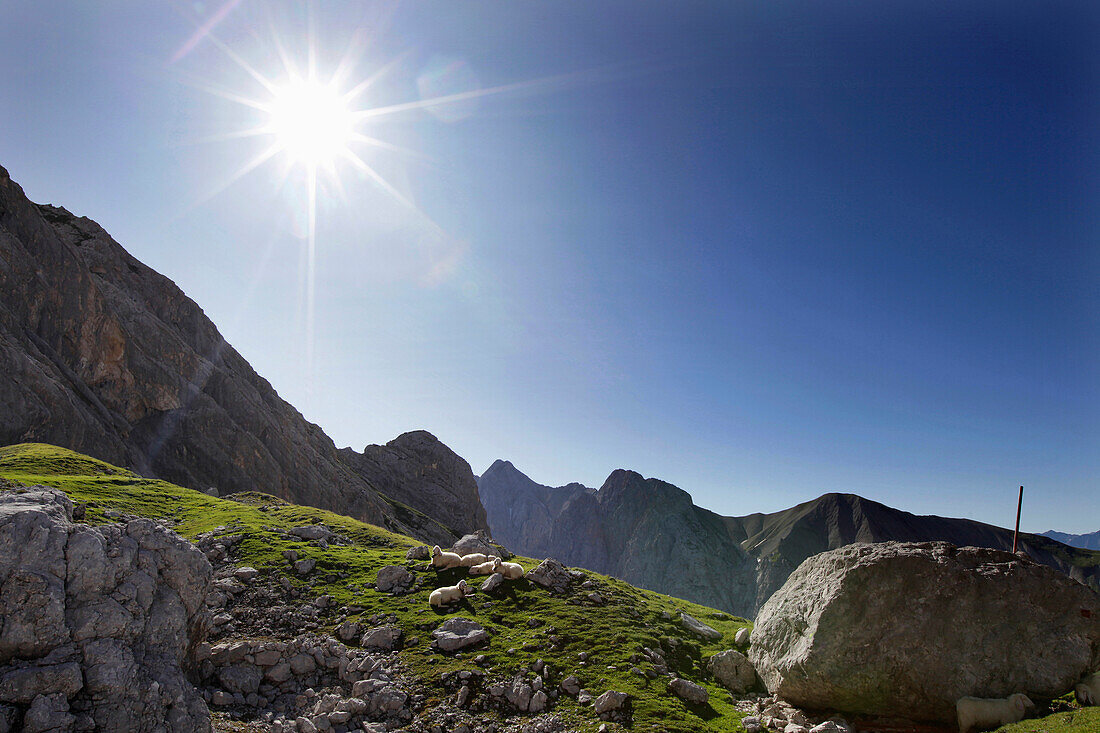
1012 486 1023 554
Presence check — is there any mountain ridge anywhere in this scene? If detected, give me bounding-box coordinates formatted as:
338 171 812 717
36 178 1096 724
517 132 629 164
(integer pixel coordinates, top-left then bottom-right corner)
478 460 1100 616
1042 529 1100 551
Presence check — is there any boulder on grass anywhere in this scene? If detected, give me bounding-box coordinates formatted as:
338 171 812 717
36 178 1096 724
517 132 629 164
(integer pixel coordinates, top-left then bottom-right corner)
749 541 1100 723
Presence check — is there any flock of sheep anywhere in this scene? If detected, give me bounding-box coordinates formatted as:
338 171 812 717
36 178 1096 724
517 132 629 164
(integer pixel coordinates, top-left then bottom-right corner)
956 671 1100 733
426 545 524 607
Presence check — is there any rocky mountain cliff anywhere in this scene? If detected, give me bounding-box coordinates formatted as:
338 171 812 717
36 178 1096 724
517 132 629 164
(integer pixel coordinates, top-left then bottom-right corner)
1042 529 1100 551
478 460 1100 616
0 164 487 544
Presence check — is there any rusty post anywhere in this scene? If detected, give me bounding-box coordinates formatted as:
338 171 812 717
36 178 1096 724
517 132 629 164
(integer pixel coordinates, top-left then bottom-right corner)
1012 486 1023 554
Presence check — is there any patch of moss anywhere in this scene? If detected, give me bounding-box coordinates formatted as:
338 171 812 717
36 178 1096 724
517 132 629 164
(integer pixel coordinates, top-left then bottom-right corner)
0 443 755 733
995 707 1100 733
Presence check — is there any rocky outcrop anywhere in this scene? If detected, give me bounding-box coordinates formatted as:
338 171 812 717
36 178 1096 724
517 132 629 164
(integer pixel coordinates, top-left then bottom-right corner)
0 163 484 544
0 487 213 732
338 430 489 538
749 541 1100 724
197 634 414 731
479 460 1100 616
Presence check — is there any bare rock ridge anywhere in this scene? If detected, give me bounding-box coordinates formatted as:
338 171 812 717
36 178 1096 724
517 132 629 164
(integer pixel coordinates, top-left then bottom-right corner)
337 430 488 542
478 459 1100 617
0 164 487 543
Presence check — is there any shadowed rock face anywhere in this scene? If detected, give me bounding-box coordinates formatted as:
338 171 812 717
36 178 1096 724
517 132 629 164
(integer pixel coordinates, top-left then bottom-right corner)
338 430 489 538
0 164 483 543
479 460 1100 616
478 461 757 614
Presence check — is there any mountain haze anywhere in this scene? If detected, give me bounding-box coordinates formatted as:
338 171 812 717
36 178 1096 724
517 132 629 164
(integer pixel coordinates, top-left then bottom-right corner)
0 164 487 543
1042 529 1100 551
479 460 1100 616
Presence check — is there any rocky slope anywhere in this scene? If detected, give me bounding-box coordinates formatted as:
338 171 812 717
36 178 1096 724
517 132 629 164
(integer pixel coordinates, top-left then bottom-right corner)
0 164 486 543
478 460 1100 617
1043 529 1100 551
0 443 765 733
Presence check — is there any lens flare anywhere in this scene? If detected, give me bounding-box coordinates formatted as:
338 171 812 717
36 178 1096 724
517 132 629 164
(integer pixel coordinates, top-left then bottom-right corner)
266 77 354 169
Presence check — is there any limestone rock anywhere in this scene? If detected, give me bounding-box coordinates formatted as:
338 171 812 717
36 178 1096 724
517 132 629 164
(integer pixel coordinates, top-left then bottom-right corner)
735 627 751 647
594 686 629 717
707 649 757 693
375 566 414 594
359 626 403 652
480 572 504 594
452 530 511 560
526 558 574 594
668 677 708 705
432 618 488 653
289 525 332 541
750 541 1100 723
681 612 722 641
405 546 430 561
0 488 212 732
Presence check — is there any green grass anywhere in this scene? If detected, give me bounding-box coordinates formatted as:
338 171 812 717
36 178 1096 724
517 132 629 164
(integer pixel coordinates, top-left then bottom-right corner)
0 443 754 732
995 708 1100 733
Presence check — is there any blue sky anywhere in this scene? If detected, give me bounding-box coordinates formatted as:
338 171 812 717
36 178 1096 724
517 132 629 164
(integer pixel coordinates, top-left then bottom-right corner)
2 1 1097 532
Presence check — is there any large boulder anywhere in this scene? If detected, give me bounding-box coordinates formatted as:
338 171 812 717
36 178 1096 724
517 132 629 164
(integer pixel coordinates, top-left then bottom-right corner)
0 487 213 732
749 542 1100 723
452 530 511 560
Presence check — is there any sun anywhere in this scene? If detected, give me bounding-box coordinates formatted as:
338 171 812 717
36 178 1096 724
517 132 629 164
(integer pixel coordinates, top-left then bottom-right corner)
265 76 354 169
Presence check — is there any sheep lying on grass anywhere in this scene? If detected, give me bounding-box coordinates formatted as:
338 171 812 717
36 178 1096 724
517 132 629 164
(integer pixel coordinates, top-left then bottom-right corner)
429 579 468 607
493 556 525 580
468 558 499 575
1077 672 1100 706
430 545 464 569
459 552 491 567
956 693 1033 733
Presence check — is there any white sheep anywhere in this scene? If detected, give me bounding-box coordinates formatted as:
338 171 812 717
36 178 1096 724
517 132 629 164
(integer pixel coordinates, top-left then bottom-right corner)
430 545 464 569
493 556 525 580
468 558 499 576
956 693 1033 733
459 552 490 567
428 579 468 607
1076 672 1100 706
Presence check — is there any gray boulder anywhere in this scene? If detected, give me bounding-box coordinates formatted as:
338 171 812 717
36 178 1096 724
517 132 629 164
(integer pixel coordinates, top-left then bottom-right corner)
405 546 430 561
480 572 504 594
0 488 212 732
526 558 574 594
593 690 631 721
375 566 414 594
452 530 511 560
681 612 722 641
750 541 1100 723
432 618 488 653
668 677 708 704
360 626 403 652
707 649 757 693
